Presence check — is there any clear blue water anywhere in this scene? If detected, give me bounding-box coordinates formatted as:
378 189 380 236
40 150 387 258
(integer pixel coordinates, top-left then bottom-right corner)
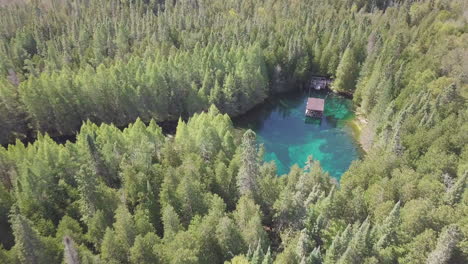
235 90 362 180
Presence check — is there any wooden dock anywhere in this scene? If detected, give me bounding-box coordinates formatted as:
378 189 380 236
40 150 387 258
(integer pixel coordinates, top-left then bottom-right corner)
309 76 332 90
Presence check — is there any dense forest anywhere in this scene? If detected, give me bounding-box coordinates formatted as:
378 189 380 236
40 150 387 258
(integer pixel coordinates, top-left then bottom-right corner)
0 0 467 263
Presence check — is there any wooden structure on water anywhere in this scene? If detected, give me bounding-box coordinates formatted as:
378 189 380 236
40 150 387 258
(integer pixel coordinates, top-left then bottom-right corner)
309 76 332 90
304 76 331 118
305 97 325 118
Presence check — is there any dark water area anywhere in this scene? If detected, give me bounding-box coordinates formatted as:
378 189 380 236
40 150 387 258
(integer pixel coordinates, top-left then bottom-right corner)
234 90 363 180
1 119 179 148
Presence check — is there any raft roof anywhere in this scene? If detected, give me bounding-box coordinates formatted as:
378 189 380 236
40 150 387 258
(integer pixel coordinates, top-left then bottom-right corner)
306 97 325 112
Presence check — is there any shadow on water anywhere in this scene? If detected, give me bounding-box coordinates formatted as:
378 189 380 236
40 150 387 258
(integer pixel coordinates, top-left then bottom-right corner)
233 91 305 132
2 119 178 148
304 117 322 126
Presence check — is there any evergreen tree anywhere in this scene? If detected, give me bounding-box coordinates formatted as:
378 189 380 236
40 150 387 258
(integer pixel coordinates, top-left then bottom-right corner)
101 227 127 264
307 247 322 264
56 216 84 246
237 130 260 197
262 247 273 264
296 229 314 260
215 216 246 259
445 171 467 205
63 236 80 264
250 242 264 264
337 219 371 264
115 24 130 58
0 1 466 263
324 224 353 264
92 25 107 64
426 225 461 264
113 205 137 251
129 232 161 264
223 73 237 113
332 46 358 93
84 134 116 187
162 205 182 238
10 212 59 264
86 210 108 248
233 196 268 249
373 201 401 260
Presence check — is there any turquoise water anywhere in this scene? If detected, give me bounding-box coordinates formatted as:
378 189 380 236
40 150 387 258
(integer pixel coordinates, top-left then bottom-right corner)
235 91 362 180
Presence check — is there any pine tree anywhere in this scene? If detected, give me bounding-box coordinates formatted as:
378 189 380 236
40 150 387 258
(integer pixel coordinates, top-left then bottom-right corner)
312 40 322 72
162 205 182 238
113 205 137 250
86 210 108 248
374 201 400 252
210 80 224 108
332 46 358 93
84 134 116 187
324 225 352 264
337 219 370 264
10 211 55 264
237 130 260 197
0 245 15 264
115 24 130 58
307 247 322 264
250 242 264 264
223 73 237 114
262 247 273 264
426 225 461 264
222 131 236 157
215 216 246 259
92 25 107 64
101 227 127 264
445 171 467 205
176 175 208 224
233 196 268 249
129 232 161 264
296 229 313 259
63 236 80 264
56 216 84 245
76 164 100 223
133 208 156 237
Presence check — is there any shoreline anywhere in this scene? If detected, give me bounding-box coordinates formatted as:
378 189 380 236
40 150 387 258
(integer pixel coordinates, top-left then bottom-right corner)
349 112 370 153
3 87 369 150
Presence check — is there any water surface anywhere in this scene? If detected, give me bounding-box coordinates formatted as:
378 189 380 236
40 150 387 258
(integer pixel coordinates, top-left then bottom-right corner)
235 90 362 180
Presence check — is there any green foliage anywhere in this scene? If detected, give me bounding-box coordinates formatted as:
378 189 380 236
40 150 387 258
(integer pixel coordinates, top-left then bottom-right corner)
162 205 182 239
216 216 246 259
237 130 261 198
101 227 127 264
250 242 265 264
399 229 437 264
336 219 371 264
63 236 80 264
233 196 269 249
129 232 161 264
426 225 462 264
0 0 466 263
10 212 61 264
56 216 84 246
333 46 359 94
262 247 273 264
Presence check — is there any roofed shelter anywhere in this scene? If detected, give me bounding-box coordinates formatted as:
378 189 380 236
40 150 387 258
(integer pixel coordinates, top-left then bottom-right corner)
305 97 324 118
309 76 332 90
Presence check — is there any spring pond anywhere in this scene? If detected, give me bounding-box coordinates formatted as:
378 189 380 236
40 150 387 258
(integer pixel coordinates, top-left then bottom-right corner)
235 90 363 180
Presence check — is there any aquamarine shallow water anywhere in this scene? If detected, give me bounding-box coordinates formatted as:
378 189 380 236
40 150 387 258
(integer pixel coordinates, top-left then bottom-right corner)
235 91 362 180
